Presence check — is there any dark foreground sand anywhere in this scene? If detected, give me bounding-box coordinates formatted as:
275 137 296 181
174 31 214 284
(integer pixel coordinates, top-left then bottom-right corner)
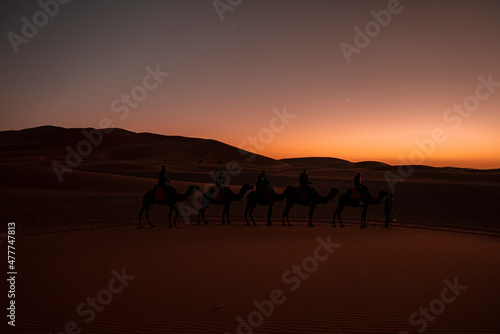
8 224 500 334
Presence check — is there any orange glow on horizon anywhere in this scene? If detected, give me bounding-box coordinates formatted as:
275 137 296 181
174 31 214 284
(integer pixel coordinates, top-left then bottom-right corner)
126 106 500 169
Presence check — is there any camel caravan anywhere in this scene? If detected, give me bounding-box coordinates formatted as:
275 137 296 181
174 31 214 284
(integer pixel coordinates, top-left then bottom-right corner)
138 167 394 229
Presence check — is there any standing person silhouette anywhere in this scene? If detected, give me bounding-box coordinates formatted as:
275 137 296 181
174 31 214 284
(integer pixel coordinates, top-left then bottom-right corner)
384 193 396 227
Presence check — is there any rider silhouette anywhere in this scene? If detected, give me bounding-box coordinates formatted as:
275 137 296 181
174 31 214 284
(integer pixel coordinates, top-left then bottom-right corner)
353 172 367 205
158 165 171 200
256 171 272 198
214 171 226 201
299 169 313 199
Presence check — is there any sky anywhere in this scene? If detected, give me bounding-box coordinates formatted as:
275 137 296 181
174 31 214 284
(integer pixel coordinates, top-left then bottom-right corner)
1 0 499 168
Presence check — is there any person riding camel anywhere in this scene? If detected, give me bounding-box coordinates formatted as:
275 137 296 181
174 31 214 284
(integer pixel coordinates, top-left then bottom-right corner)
353 172 367 206
158 165 172 200
256 171 272 198
214 171 226 201
299 169 313 199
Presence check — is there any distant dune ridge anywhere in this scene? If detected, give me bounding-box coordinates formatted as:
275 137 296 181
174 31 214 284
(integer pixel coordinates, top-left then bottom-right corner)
281 157 391 170
2 125 498 172
0 125 283 166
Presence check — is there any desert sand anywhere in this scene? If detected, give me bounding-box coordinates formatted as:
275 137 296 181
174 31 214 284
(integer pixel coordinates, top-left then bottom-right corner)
11 225 500 334
1 126 500 333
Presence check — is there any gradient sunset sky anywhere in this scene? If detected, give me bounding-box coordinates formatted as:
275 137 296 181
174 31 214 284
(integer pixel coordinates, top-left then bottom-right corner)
1 0 499 168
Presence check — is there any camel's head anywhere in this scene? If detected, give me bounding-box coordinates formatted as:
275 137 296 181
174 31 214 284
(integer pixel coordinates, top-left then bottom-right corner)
242 184 254 192
330 187 340 196
380 190 389 197
189 185 200 193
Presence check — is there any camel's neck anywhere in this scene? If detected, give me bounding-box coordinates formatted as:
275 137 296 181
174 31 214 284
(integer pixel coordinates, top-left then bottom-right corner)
372 193 385 205
317 190 336 204
275 189 288 201
235 188 248 200
178 188 194 201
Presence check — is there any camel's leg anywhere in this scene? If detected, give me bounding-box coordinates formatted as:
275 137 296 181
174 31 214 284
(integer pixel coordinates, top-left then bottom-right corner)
172 205 178 225
138 205 145 228
168 206 174 227
198 207 209 225
139 200 154 228
249 205 257 226
225 203 232 224
198 196 211 225
267 203 273 226
332 206 337 227
169 205 178 227
202 208 209 224
244 201 252 225
308 205 316 227
282 202 293 226
145 206 154 227
221 203 229 225
244 201 250 225
334 205 345 228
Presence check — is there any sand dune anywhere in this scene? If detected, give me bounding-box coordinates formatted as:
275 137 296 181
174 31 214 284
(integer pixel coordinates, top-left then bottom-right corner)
0 126 285 166
13 225 500 334
281 157 390 170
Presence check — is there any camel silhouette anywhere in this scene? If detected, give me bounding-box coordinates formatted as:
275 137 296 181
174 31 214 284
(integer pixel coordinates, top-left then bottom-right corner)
197 184 254 225
244 187 295 226
138 185 199 228
282 186 339 227
333 189 388 228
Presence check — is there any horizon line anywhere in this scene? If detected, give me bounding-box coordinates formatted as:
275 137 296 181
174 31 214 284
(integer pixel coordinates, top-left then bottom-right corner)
2 124 499 171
